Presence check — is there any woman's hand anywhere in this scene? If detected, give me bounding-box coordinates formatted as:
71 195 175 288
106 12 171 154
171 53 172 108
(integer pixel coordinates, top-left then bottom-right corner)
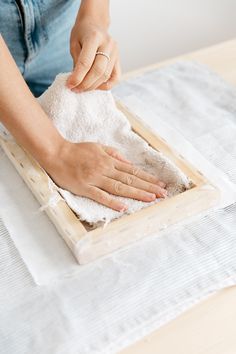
67 2 120 92
47 141 167 212
0 31 167 213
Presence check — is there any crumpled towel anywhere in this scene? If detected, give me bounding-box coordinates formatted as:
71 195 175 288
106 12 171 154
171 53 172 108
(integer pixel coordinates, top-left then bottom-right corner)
38 74 191 224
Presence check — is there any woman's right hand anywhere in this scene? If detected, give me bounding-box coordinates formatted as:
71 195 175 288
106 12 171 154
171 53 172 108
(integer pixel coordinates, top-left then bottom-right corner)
46 141 168 212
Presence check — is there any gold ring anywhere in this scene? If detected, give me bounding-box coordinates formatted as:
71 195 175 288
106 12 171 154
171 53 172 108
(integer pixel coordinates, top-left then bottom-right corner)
96 51 111 62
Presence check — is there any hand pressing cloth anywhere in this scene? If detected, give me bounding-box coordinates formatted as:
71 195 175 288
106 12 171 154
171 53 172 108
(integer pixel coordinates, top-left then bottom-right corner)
38 74 191 224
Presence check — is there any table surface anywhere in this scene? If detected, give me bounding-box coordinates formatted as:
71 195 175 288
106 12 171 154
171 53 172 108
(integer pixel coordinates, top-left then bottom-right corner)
120 38 236 354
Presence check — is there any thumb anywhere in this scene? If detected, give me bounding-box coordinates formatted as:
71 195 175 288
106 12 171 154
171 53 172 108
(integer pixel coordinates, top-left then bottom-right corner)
68 42 81 84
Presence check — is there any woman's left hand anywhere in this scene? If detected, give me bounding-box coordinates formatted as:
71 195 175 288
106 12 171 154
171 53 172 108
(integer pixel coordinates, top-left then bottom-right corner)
67 18 120 92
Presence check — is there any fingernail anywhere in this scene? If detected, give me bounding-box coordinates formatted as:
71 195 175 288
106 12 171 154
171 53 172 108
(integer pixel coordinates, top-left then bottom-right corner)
161 190 168 198
71 88 81 93
66 79 75 89
67 83 74 89
147 193 156 201
119 205 128 212
66 78 78 90
159 181 166 188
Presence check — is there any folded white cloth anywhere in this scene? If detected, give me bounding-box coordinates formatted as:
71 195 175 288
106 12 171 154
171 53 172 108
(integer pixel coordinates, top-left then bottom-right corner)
38 74 190 224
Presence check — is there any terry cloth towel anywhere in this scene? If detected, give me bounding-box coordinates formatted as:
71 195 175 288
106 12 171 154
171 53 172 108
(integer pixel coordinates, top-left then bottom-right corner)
38 74 191 224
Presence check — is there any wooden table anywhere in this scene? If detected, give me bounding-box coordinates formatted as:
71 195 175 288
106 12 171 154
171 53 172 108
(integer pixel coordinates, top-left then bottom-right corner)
119 39 236 354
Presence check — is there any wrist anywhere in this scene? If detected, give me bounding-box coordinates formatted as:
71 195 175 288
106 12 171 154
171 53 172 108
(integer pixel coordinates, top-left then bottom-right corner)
34 133 65 172
76 0 110 29
76 15 110 31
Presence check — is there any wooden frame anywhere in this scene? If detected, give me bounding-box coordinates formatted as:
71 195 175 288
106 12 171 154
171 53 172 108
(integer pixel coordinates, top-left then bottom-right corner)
0 102 220 264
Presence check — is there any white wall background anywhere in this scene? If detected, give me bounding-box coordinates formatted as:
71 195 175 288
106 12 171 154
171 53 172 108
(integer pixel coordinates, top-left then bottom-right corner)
110 0 236 73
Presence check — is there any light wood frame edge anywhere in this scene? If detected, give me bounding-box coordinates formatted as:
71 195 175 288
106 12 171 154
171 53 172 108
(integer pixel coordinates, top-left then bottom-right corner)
0 137 86 251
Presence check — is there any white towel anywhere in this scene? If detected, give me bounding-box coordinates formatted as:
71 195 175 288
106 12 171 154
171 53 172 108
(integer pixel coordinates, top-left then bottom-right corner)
38 74 191 224
2 62 236 354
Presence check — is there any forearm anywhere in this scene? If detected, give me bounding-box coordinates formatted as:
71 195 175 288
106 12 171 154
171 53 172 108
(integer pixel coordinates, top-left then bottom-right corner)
76 0 110 28
0 35 63 168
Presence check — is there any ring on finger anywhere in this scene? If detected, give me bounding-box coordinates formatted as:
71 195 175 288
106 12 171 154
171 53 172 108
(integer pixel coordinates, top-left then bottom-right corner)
96 51 111 62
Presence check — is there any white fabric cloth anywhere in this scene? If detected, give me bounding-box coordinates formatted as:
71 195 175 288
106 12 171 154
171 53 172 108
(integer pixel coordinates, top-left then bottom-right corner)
1 61 236 354
38 75 190 224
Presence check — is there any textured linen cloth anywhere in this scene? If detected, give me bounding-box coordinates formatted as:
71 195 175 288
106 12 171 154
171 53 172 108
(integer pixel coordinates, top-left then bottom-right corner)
1 62 236 354
38 75 190 224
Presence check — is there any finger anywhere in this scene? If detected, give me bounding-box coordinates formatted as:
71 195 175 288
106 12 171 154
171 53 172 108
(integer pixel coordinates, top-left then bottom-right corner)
115 160 167 188
84 185 128 212
109 170 167 198
84 57 114 91
67 38 99 89
98 60 121 90
70 40 81 69
74 46 113 91
85 46 117 91
102 145 132 164
98 176 157 202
